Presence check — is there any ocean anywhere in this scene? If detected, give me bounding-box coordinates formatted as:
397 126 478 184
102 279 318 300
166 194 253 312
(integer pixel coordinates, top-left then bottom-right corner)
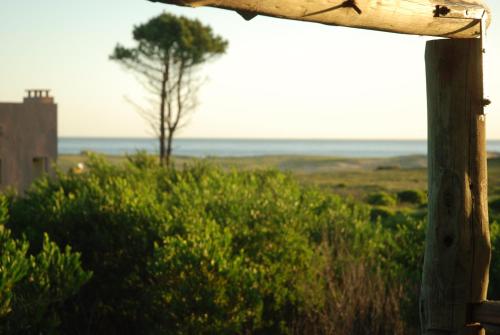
58 138 500 158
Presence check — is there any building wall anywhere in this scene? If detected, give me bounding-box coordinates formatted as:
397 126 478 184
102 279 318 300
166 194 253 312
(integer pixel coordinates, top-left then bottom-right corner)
0 94 57 192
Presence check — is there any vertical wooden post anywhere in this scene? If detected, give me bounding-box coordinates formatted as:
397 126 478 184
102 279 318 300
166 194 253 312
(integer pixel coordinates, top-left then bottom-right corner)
420 38 491 335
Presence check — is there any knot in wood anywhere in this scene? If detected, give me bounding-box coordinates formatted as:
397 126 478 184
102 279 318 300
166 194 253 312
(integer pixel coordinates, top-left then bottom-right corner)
443 235 454 248
482 99 491 107
434 5 451 17
341 0 362 15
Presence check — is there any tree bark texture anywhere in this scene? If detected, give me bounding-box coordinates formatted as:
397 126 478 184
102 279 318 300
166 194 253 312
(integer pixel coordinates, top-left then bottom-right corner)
421 38 491 335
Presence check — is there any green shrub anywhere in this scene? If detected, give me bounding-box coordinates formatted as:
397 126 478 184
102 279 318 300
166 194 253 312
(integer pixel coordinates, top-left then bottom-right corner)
0 195 91 334
489 221 500 300
9 155 170 334
126 150 158 169
0 225 29 320
376 165 400 171
149 222 265 334
8 157 311 334
366 192 397 207
397 190 426 205
370 207 396 221
6 155 424 334
490 197 500 213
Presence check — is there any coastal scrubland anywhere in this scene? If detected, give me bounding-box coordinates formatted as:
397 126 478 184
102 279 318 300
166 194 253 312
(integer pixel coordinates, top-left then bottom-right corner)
1 152 500 334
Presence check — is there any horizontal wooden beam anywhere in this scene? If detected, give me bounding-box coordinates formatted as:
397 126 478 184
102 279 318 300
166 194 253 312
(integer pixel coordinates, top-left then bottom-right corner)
149 0 491 39
483 324 500 335
472 301 500 326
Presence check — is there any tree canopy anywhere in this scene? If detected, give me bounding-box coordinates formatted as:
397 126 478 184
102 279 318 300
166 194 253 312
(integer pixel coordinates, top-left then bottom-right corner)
112 13 227 72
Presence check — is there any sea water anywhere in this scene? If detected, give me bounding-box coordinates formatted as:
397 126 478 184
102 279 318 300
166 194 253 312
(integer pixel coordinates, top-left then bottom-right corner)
58 138 500 158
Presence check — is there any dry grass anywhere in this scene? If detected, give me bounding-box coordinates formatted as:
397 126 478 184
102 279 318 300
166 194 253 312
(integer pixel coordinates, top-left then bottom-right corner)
293 238 410 335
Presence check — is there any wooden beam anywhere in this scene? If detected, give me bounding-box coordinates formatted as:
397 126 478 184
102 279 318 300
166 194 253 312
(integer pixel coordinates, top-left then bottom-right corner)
149 0 491 39
483 324 500 335
472 301 500 326
421 38 491 335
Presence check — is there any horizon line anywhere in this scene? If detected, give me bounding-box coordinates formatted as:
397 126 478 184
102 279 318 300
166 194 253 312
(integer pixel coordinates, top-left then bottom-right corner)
58 136 500 141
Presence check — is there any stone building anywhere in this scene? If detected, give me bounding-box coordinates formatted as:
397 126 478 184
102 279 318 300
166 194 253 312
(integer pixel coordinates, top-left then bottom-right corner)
0 90 57 192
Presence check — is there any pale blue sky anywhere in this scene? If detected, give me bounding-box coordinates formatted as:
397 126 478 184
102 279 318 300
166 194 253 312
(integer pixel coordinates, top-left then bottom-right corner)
1 1 499 139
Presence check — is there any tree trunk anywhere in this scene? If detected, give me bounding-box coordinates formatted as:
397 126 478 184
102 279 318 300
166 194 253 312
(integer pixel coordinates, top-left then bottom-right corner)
159 106 166 167
165 130 174 167
159 65 169 167
420 38 491 335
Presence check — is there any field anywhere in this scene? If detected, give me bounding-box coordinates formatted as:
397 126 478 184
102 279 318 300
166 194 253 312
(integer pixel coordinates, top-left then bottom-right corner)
58 153 500 209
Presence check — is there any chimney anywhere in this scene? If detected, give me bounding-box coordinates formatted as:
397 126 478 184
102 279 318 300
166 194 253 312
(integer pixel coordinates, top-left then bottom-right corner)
23 89 54 104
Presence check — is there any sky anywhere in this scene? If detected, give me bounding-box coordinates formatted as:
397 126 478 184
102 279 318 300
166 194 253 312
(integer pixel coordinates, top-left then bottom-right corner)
1 0 499 139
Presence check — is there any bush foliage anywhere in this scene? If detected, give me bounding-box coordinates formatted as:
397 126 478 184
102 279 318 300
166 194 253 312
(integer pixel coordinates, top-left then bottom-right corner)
490 197 500 213
366 192 397 207
0 195 91 334
397 190 426 205
6 154 500 334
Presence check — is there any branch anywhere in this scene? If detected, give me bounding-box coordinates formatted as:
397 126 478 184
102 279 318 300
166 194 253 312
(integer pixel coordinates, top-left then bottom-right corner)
124 96 160 137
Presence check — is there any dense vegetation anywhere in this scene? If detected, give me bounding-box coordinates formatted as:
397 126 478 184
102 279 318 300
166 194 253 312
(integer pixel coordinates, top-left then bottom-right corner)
0 196 90 334
2 153 500 334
